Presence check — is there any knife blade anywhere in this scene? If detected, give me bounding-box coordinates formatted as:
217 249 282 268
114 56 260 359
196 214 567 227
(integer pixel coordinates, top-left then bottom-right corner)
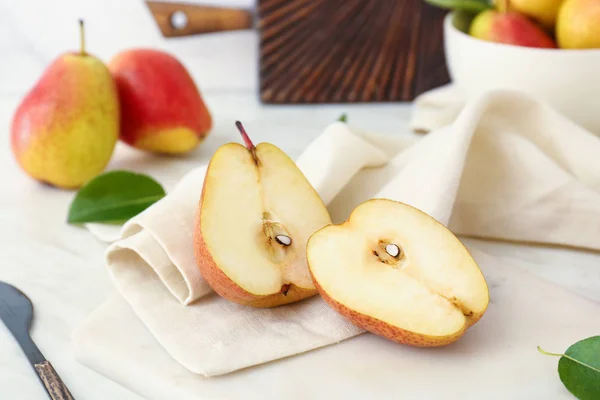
0 290 45 364
0 282 74 400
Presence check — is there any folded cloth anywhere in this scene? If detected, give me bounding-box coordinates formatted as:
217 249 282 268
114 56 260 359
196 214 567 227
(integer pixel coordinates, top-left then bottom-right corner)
74 90 600 378
410 84 464 134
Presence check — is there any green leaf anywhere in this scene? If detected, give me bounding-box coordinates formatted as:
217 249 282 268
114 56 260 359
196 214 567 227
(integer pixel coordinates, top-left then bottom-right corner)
425 0 493 13
67 171 166 224
538 336 600 400
337 113 348 123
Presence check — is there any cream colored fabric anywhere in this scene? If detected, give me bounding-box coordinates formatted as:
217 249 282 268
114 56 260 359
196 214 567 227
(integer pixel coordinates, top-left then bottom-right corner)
410 84 464 134
74 90 600 378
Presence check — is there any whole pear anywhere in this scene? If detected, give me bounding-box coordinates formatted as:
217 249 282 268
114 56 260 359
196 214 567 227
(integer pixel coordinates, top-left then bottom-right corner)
470 10 557 48
501 0 564 28
109 49 212 155
557 0 600 49
11 21 119 189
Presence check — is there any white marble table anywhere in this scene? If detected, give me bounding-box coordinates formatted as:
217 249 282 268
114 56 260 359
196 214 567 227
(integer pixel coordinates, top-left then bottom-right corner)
1 1 600 399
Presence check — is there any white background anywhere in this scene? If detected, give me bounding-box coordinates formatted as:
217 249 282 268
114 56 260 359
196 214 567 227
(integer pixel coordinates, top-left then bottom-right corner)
1 1 599 399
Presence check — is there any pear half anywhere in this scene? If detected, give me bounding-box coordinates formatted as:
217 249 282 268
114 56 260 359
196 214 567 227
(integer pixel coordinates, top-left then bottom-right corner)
307 199 489 346
194 122 331 307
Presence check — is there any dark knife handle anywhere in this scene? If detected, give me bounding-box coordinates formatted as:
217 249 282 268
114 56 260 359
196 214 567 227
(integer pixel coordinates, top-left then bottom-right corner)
34 361 74 400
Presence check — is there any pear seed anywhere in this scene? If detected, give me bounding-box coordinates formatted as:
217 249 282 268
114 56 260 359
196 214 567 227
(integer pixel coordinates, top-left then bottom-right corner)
275 235 292 246
385 244 400 258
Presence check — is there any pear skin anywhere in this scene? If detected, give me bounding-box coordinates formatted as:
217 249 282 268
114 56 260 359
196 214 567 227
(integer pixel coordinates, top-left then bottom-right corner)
11 21 119 189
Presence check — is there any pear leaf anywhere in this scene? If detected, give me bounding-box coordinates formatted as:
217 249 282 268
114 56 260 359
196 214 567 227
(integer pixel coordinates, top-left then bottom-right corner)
425 0 492 13
67 171 166 224
538 336 600 400
337 113 348 123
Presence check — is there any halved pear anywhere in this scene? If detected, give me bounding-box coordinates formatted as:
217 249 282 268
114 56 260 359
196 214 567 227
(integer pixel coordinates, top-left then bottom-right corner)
194 122 331 307
307 199 489 346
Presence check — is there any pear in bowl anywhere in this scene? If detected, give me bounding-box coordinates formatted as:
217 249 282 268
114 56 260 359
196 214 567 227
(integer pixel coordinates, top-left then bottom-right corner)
445 12 600 135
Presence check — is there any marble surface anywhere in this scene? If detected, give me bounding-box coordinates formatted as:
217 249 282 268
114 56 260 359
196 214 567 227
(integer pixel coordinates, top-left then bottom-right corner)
1 1 600 399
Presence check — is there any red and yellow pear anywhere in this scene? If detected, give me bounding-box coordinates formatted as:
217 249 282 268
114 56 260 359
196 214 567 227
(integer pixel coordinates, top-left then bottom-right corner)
470 10 557 48
500 0 564 29
11 20 119 189
194 122 331 308
308 199 489 347
109 49 212 154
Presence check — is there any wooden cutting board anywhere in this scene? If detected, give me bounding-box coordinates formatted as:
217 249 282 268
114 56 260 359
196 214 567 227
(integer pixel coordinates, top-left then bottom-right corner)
147 0 449 103
258 0 450 103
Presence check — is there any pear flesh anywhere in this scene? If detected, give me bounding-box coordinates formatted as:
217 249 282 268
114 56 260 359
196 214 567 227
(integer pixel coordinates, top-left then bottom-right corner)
308 199 489 347
194 123 331 308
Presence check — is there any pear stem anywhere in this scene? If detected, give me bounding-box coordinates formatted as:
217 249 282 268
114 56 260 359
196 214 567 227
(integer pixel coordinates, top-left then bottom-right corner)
235 121 258 164
235 121 254 151
79 19 86 55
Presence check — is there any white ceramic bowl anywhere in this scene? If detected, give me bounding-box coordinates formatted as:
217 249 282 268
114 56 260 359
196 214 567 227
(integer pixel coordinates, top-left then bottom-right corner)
444 13 600 135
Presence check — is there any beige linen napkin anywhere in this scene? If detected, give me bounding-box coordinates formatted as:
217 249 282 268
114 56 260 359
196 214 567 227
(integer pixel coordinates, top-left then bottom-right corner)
410 84 464 134
75 90 600 378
